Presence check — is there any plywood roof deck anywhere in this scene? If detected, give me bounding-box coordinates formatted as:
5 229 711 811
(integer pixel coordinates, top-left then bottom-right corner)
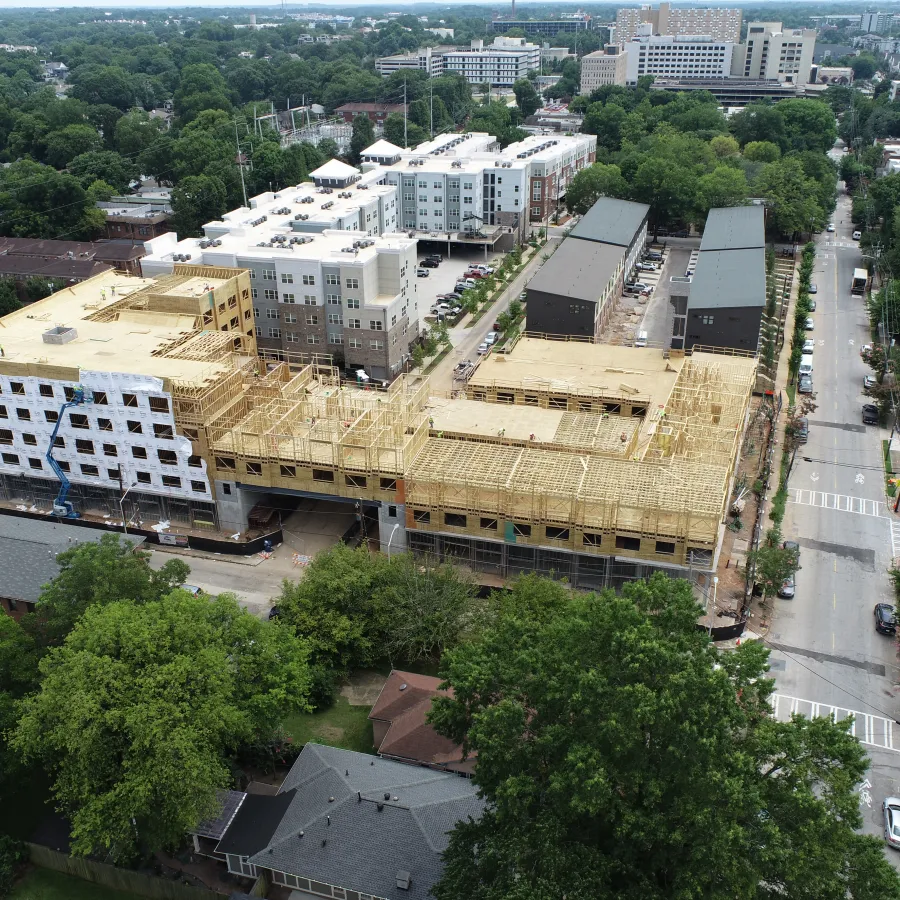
0 269 246 389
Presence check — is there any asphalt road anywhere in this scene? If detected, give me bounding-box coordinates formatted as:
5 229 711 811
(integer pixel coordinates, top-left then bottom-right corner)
769 172 900 855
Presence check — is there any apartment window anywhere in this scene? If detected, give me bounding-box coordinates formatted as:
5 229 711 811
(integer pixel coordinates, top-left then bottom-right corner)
262 268 276 280
249 270 256 279
326 274 340 285
136 471 151 484
282 293 296 303
266 308 279 319
0 429 10 445
215 456 236 471
16 408 30 421
52 436 64 449
312 469 334 483
615 535 641 552
369 340 384 351
254 326 261 337
153 423 174 440
513 522 531 537
304 295 317 305
348 338 362 349
656 540 676 555
29 457 42 470
57 460 70 472
264 290 278 301
305 313 318 325
480 517 498 530
39 384 54 398
328 334 343 345
369 320 383 331
302 274 315 285
700 315 714 325
345 474 367 488
445 512 467 527
281 273 294 284
328 313 343 325
532 182 542 200
326 293 341 304
284 312 297 324
413 509 430 524
347 318 361 329
22 433 36 446
251 288 259 300
75 438 94 454
0 406 5 419
9 382 24 395
132 446 147 459
103 444 117 457
191 480 206 492
346 278 359 289
79 464 98 477
307 335 320 345
279 464 296 478
268 327 281 338
346 297 360 309
122 393 138 407
418 195 427 203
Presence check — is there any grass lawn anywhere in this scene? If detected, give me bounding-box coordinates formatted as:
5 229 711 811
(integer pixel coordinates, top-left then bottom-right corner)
10 867 141 900
283 695 374 755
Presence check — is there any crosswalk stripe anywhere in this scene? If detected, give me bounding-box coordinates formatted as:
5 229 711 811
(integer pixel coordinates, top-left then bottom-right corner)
791 489 887 518
772 694 898 752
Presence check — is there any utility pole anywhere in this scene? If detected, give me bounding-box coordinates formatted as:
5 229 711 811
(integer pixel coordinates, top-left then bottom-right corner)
235 119 248 208
403 77 408 149
429 80 434 139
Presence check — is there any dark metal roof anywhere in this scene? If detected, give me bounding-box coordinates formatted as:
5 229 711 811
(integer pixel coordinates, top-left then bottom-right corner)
216 790 296 856
568 197 650 248
0 516 144 604
242 743 484 900
689 247 766 310
699 207 765 252
193 790 247 841
527 238 625 304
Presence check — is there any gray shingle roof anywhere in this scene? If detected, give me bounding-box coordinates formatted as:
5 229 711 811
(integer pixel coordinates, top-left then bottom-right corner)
246 744 484 900
568 197 650 248
0 516 143 604
527 239 625 304
699 206 765 252
688 248 766 310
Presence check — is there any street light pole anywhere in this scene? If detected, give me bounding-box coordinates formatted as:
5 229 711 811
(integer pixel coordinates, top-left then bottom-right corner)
119 482 138 538
386 522 401 558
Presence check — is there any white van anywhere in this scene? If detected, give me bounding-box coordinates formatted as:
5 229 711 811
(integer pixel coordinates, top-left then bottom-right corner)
799 354 813 376
634 330 648 348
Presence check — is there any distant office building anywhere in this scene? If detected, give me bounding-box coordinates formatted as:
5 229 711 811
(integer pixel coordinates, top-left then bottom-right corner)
442 37 541 86
737 22 816 84
624 29 735 85
491 17 590 36
375 46 446 78
651 77 799 105
861 11 894 34
670 206 765 352
616 2 742 43
581 44 628 91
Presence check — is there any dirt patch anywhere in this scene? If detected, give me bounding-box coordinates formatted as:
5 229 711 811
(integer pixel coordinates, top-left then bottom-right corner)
340 669 388 706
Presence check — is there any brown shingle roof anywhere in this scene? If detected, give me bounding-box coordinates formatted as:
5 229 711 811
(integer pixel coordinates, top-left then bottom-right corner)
369 670 475 775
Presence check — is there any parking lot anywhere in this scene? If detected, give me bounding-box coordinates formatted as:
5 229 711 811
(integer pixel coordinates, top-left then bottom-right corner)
415 246 505 321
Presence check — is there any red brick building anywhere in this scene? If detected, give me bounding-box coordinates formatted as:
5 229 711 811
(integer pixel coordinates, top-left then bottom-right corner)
335 102 408 125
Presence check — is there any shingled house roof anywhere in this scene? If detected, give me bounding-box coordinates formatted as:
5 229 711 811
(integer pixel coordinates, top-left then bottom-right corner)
233 743 484 900
369 670 475 775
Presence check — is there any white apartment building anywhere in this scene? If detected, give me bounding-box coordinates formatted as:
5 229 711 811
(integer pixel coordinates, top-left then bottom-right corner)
0 268 252 530
861 11 894 34
581 44 629 92
442 37 541 86
359 131 596 236
736 22 816 84
616 2 742 43
625 29 735 85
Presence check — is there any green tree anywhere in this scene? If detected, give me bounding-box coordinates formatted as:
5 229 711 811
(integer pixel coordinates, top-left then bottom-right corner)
173 63 233 125
709 134 740 158
0 615 38 797
114 107 166 158
0 279 21 317
747 538 799 600
429 573 900 900
13 592 310 862
43 123 103 168
23 276 66 303
68 64 137 111
851 55 878 80
513 78 541 118
22 533 190 649
171 174 227 237
730 103 788 152
777 99 838 154
349 113 375 163
754 157 824 236
68 150 137 192
565 163 629 215
695 166 749 218
743 140 782 163
631 157 695 234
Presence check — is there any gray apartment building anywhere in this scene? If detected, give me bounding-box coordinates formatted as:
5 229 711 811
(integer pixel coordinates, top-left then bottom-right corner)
670 206 766 352
526 197 650 338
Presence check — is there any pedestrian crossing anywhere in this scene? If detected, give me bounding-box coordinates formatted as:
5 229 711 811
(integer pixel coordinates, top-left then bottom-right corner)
891 520 900 562
791 489 887 517
771 694 898 753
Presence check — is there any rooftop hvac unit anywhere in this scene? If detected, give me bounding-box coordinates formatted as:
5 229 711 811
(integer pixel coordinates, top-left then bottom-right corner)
359 184 369 190
322 201 334 209
199 240 210 249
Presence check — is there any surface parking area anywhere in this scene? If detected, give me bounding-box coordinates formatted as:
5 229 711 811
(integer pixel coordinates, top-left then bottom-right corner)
415 246 505 318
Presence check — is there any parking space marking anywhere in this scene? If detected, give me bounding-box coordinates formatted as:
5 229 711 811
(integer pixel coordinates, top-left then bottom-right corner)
891 521 900 561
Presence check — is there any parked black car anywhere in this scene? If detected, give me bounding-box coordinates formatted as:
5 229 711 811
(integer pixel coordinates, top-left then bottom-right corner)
420 258 440 268
875 603 897 635
863 403 880 425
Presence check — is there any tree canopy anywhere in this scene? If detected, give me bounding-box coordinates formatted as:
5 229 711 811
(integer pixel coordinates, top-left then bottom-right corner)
13 591 310 862
429 574 900 900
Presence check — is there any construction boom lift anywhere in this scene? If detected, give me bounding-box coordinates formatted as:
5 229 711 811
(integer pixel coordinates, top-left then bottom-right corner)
46 386 93 518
